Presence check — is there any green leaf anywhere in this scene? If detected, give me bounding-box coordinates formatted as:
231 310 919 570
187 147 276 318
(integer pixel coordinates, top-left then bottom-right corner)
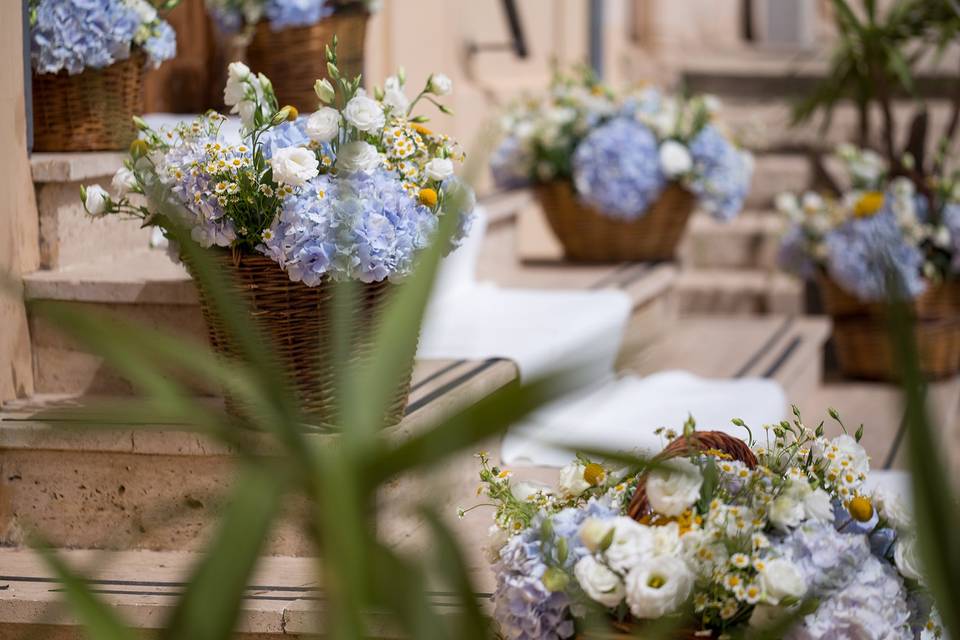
33 543 139 640
160 464 287 640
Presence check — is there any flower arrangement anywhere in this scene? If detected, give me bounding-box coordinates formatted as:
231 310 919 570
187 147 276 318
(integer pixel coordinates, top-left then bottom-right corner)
81 40 473 285
777 144 960 303
29 0 177 75
490 71 753 222
206 0 379 32
472 412 942 639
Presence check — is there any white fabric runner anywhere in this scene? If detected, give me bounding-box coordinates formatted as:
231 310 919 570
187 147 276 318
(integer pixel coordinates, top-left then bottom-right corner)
418 211 633 381
501 370 787 467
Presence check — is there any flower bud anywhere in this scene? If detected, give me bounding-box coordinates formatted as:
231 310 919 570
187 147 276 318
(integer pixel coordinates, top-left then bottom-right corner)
314 78 335 103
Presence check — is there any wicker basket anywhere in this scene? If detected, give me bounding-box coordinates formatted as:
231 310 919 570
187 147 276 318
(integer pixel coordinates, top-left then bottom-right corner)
32 52 145 152
818 275 960 380
188 250 413 426
246 8 368 112
536 181 696 262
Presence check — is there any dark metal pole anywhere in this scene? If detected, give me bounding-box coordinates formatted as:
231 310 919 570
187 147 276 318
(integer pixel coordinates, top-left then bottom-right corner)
500 0 528 58
589 0 604 78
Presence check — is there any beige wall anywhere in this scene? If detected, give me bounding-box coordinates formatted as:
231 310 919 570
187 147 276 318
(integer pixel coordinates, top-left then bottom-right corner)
0 3 37 401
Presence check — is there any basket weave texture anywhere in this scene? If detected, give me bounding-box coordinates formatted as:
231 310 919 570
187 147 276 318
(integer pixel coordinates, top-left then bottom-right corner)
536 181 696 262
32 52 145 152
627 431 757 520
188 250 412 426
246 9 368 112
818 274 960 380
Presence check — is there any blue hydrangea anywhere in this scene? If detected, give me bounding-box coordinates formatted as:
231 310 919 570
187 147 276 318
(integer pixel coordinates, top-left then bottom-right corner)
687 125 752 221
941 202 960 273
776 523 913 640
260 119 313 159
441 175 478 250
778 226 818 280
491 136 533 190
824 208 927 302
618 86 663 119
31 0 176 75
259 168 439 284
571 118 666 220
492 500 618 640
265 0 335 29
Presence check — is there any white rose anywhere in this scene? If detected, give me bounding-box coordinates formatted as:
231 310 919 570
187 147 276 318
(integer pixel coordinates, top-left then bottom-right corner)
574 556 625 608
224 62 251 106
604 517 654 573
271 147 319 186
558 462 590 498
343 95 385 133
579 517 614 553
803 488 835 523
335 141 381 173
769 494 806 530
425 157 455 182
645 458 703 517
873 486 912 532
306 107 341 143
624 555 693 619
658 140 693 178
894 536 923 582
111 167 137 196
314 78 335 104
428 73 453 96
758 558 806 604
83 185 109 216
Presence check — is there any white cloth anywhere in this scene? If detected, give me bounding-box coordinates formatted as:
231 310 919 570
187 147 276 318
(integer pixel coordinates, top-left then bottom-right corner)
502 370 787 467
418 210 633 381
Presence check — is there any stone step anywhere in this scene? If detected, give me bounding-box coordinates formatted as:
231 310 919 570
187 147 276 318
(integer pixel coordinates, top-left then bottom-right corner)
678 210 784 270
674 268 803 316
31 152 152 271
23 236 678 395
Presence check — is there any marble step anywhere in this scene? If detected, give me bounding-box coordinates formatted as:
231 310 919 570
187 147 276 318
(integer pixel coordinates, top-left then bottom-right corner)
678 211 784 270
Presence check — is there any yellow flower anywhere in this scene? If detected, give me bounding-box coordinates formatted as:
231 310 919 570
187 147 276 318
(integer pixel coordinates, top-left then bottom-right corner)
419 187 438 207
583 462 605 486
853 191 884 218
411 123 433 136
283 105 299 121
129 138 149 158
848 495 874 522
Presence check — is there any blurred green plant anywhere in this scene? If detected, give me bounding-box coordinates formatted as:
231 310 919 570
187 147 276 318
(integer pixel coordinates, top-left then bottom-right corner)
794 0 960 178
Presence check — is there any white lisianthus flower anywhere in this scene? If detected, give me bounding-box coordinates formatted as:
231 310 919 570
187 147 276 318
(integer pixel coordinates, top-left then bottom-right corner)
511 480 550 502
314 78 335 104
483 525 508 564
758 558 806 604
649 521 683 557
574 556 625 608
894 536 923 582
428 73 453 96
306 107 341 143
111 167 137 196
873 486 912 532
335 141 381 173
237 100 258 130
624 555 693 619
224 62 251 106
83 185 110 216
801 192 824 213
645 458 703 517
803 488 835 523
382 75 410 113
558 462 590 498
658 140 693 178
769 493 806 530
579 517 614 553
425 157 455 182
271 147 319 186
604 517 654 573
344 95 385 133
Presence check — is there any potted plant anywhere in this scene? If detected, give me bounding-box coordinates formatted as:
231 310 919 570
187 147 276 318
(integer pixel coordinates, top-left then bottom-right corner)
474 412 941 638
205 0 379 112
28 0 178 152
81 41 474 425
490 70 753 262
